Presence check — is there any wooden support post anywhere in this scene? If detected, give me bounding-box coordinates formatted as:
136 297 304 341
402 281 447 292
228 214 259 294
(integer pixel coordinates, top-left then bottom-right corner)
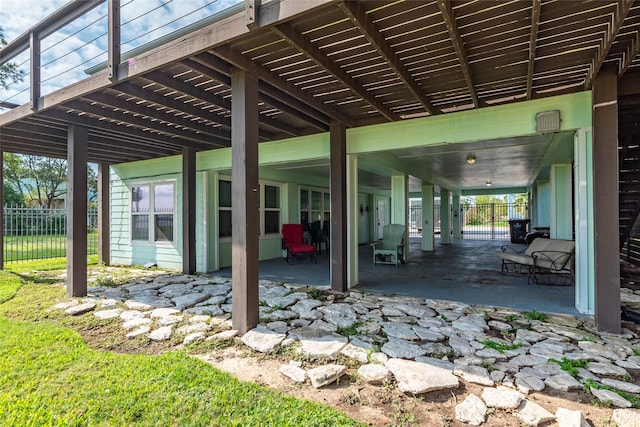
0 148 4 269
67 125 88 297
330 121 347 292
30 32 40 111
592 65 620 333
182 147 196 274
231 68 259 334
108 0 121 82
98 162 110 266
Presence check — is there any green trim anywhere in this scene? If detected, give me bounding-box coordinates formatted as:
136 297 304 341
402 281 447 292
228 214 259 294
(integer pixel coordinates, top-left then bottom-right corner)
348 92 592 153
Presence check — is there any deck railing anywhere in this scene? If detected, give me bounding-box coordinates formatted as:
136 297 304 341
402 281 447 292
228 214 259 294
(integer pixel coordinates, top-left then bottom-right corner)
3 205 98 262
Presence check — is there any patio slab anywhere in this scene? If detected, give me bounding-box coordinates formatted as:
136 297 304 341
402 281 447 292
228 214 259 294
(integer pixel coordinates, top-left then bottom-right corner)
217 238 579 316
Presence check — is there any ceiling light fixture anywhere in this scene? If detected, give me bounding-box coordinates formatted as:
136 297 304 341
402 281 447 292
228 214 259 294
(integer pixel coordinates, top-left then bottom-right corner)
486 180 492 187
466 153 476 164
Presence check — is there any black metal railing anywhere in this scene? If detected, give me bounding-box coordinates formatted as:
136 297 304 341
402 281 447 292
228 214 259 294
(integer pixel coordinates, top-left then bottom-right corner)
408 203 528 240
3 205 98 263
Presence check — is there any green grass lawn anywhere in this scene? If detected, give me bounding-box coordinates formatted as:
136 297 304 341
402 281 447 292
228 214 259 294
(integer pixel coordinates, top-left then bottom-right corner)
0 268 362 426
3 232 99 261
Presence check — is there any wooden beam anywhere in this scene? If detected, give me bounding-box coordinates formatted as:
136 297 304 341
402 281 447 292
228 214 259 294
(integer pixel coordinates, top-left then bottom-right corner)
182 147 196 274
339 1 435 115
30 32 40 112
273 23 400 122
116 81 229 129
98 162 110 266
67 125 88 297
183 58 306 135
231 68 260 334
193 51 331 129
83 92 231 142
215 45 354 127
1 1 335 126
64 99 221 150
592 64 620 333
437 0 479 108
330 121 347 292
526 0 541 100
108 0 121 82
585 0 633 89
40 108 194 150
245 0 260 30
620 29 640 77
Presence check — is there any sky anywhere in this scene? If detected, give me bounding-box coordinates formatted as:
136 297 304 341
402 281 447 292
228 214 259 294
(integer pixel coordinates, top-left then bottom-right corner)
0 0 240 109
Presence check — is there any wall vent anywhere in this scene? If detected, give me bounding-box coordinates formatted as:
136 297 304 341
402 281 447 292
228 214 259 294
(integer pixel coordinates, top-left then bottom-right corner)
535 110 561 134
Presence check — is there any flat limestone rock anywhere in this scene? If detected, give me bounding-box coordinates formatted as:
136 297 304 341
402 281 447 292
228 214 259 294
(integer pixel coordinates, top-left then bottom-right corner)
206 329 238 340
588 362 629 377
93 308 122 319
555 407 588 427
340 343 369 363
612 408 640 427
601 378 640 394
381 337 426 359
122 317 152 330
481 386 525 409
298 333 348 359
307 364 346 388
545 373 582 391
455 394 486 426
149 325 173 341
241 326 286 353
357 364 390 384
386 358 459 394
590 387 632 408
280 364 307 383
515 400 555 427
65 302 97 316
453 364 494 386
183 332 205 345
125 325 151 339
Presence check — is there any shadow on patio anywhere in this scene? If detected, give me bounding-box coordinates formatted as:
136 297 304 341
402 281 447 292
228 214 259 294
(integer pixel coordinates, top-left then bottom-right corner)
216 238 580 317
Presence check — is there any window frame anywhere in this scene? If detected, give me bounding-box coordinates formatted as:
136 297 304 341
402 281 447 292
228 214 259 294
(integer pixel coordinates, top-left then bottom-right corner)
129 180 177 245
217 176 282 240
299 186 330 225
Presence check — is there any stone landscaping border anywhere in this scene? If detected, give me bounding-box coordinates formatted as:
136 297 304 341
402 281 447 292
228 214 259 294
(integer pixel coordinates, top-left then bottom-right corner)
54 270 640 426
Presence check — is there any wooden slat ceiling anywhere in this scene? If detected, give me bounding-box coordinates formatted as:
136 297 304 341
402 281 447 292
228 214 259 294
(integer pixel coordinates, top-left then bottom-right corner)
1 0 639 165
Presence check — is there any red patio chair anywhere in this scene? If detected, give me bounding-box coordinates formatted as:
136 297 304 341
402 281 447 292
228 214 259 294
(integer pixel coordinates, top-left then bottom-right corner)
282 224 317 264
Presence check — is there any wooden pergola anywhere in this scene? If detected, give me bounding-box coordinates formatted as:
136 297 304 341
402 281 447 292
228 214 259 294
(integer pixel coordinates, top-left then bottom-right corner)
1 0 639 333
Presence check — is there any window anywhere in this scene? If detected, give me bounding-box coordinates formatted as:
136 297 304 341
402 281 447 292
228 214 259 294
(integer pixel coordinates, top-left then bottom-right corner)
218 179 281 238
300 187 330 226
219 179 232 238
131 182 175 243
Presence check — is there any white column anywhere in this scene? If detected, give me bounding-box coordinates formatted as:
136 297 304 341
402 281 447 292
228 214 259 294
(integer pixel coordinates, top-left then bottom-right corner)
452 195 461 239
441 189 451 244
391 175 408 260
574 128 595 314
421 184 434 251
347 155 359 288
550 164 573 240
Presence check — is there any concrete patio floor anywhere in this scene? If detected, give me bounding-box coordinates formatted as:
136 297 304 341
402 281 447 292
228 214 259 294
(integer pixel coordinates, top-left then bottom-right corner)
216 238 581 317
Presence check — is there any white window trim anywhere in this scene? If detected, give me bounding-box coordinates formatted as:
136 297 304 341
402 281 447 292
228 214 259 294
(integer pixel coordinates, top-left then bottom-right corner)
217 176 282 240
130 179 177 246
299 185 330 224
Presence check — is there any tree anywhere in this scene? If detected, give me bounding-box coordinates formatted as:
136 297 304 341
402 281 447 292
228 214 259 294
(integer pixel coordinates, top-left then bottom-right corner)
3 182 23 205
3 153 98 208
0 26 25 89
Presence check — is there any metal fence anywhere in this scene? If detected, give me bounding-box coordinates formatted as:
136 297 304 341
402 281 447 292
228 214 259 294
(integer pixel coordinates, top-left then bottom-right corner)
407 203 528 240
3 205 98 263
461 203 528 240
